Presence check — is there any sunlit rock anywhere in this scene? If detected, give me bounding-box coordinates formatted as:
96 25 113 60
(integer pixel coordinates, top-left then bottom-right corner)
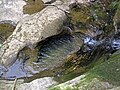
17 77 57 90
0 0 27 23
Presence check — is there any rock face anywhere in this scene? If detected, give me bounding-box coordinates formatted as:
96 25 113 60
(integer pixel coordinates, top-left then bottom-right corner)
17 77 57 90
0 5 67 67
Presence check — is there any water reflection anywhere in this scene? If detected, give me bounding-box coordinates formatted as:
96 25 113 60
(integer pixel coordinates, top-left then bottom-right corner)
0 59 33 80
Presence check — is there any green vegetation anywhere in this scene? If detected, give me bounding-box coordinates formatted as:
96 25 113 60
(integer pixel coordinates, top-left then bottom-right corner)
110 0 120 10
88 50 120 85
49 50 120 90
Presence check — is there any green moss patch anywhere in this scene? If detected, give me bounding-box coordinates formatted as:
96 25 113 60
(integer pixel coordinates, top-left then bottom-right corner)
23 0 45 15
88 50 120 85
0 22 15 42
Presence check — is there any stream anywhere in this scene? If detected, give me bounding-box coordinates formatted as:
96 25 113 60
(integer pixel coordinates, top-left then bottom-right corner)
0 0 120 88
0 31 120 80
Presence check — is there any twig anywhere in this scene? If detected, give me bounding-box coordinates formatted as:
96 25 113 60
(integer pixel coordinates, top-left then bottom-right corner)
12 78 17 90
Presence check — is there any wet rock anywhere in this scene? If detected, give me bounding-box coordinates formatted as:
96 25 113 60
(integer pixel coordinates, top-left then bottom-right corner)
17 77 57 90
70 0 117 37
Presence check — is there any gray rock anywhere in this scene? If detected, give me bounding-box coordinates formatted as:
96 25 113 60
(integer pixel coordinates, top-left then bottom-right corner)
17 77 57 90
0 0 89 67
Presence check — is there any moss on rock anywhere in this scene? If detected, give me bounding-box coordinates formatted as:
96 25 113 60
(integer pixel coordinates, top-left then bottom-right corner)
0 22 15 42
23 0 45 15
49 50 120 90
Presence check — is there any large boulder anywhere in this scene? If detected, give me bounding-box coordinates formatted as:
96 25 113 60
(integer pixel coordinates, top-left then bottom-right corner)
0 0 89 67
0 4 67 67
0 0 90 68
